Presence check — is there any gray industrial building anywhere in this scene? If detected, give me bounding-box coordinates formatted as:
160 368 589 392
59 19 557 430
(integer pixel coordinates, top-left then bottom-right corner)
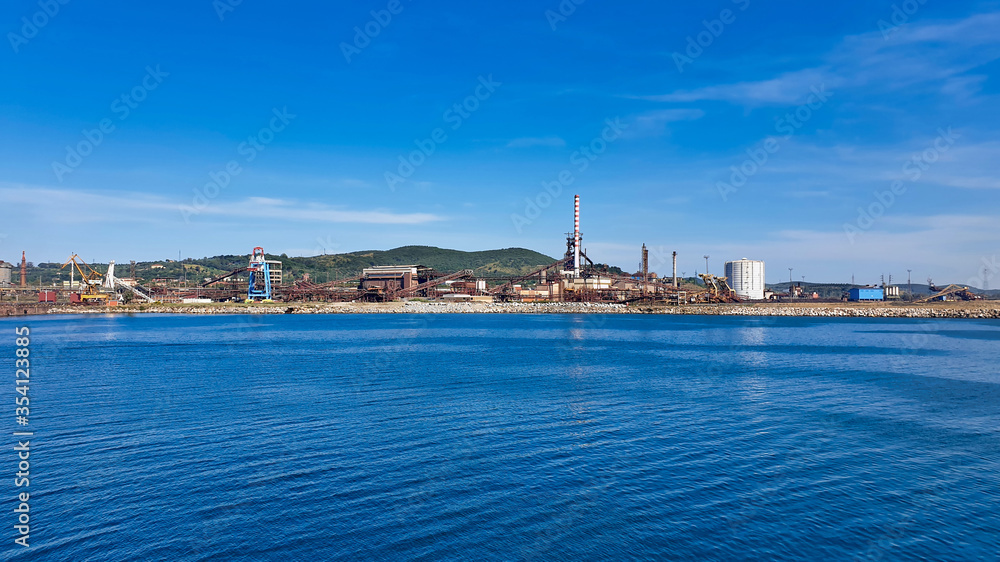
0 261 12 287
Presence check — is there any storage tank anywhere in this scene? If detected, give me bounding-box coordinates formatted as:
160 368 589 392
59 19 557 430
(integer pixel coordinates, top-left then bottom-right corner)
725 258 765 300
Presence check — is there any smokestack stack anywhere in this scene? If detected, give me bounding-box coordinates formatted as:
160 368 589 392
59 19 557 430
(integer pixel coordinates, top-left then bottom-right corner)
573 195 581 279
672 251 678 288
642 244 648 295
20 251 27 288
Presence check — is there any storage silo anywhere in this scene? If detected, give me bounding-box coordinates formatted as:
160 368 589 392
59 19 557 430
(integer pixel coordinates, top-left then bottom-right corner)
725 258 765 300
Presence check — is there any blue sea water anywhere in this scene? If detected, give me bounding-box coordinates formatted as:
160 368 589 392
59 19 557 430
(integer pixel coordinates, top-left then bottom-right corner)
2 313 999 561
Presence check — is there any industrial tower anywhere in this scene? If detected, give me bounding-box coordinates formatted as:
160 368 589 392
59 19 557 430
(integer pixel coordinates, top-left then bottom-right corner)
563 195 584 278
246 246 273 302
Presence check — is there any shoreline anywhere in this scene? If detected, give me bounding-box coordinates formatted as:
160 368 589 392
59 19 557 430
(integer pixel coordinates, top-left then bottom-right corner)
10 300 1000 319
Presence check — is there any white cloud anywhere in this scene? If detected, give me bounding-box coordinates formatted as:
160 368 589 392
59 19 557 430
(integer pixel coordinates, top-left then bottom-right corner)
625 108 705 137
640 11 1000 107
0 184 445 226
640 69 834 106
505 136 567 148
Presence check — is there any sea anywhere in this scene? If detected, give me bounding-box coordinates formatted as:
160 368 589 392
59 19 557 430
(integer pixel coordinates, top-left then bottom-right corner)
2 313 999 561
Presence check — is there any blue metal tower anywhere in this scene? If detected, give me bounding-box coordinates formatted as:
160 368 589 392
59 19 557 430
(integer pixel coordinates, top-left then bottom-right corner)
246 246 272 301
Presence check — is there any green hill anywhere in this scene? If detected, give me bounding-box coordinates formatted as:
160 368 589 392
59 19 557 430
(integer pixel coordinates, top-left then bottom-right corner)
26 246 558 285
274 246 557 282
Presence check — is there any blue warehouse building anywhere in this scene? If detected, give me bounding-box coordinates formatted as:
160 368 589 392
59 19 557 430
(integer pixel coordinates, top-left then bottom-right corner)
849 287 884 301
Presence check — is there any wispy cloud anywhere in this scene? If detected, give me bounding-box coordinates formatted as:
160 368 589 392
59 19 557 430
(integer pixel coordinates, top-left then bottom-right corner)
0 185 444 225
636 11 1000 107
505 136 566 148
638 69 833 106
625 108 705 137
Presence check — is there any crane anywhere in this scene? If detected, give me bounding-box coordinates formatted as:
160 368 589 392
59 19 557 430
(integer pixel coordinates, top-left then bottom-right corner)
698 273 741 303
60 254 110 304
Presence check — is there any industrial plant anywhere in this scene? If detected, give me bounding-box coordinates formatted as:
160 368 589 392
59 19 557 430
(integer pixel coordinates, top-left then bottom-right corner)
0 196 988 308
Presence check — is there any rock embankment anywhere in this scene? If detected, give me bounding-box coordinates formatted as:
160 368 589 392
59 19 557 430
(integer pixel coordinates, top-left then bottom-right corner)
43 301 1000 318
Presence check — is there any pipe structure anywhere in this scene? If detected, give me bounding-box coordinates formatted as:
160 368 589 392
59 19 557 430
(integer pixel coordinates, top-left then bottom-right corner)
573 195 581 279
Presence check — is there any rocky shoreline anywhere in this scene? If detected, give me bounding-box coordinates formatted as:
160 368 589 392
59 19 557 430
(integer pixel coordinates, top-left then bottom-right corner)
38 301 1000 319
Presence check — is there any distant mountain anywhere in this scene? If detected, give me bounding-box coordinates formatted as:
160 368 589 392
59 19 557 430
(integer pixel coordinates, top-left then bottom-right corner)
29 246 559 285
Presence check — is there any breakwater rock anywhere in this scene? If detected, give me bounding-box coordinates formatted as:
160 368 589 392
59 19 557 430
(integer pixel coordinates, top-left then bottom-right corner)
41 301 1000 318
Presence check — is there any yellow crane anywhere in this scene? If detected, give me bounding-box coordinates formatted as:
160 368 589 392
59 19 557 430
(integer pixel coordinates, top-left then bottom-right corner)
60 254 110 304
698 273 741 303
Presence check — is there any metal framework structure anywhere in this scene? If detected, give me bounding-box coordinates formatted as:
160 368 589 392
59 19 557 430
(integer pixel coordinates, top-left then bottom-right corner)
697 273 741 303
201 267 248 287
104 261 155 303
60 254 110 304
916 283 981 303
490 258 570 297
246 247 272 301
395 269 475 299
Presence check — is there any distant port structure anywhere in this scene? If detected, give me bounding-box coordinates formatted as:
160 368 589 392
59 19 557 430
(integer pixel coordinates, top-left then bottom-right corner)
0 196 990 306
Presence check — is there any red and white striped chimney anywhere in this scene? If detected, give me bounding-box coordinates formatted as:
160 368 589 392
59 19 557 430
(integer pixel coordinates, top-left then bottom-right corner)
573 195 581 278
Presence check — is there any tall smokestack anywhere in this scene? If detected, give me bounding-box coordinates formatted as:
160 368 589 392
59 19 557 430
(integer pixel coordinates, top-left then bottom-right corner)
573 195 581 279
642 244 648 294
20 251 27 288
672 251 678 288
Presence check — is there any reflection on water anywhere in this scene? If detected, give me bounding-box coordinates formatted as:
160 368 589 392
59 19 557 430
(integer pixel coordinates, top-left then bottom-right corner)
7 313 999 561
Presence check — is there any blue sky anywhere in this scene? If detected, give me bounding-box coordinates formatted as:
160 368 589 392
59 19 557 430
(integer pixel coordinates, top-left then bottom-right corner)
2 0 998 286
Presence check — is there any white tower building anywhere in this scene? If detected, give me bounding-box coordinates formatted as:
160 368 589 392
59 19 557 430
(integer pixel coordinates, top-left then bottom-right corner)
725 258 765 300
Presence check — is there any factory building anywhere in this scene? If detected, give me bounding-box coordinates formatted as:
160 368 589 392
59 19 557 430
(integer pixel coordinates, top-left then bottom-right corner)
725 258 765 300
0 261 11 287
266 260 283 286
361 265 421 292
849 287 884 301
